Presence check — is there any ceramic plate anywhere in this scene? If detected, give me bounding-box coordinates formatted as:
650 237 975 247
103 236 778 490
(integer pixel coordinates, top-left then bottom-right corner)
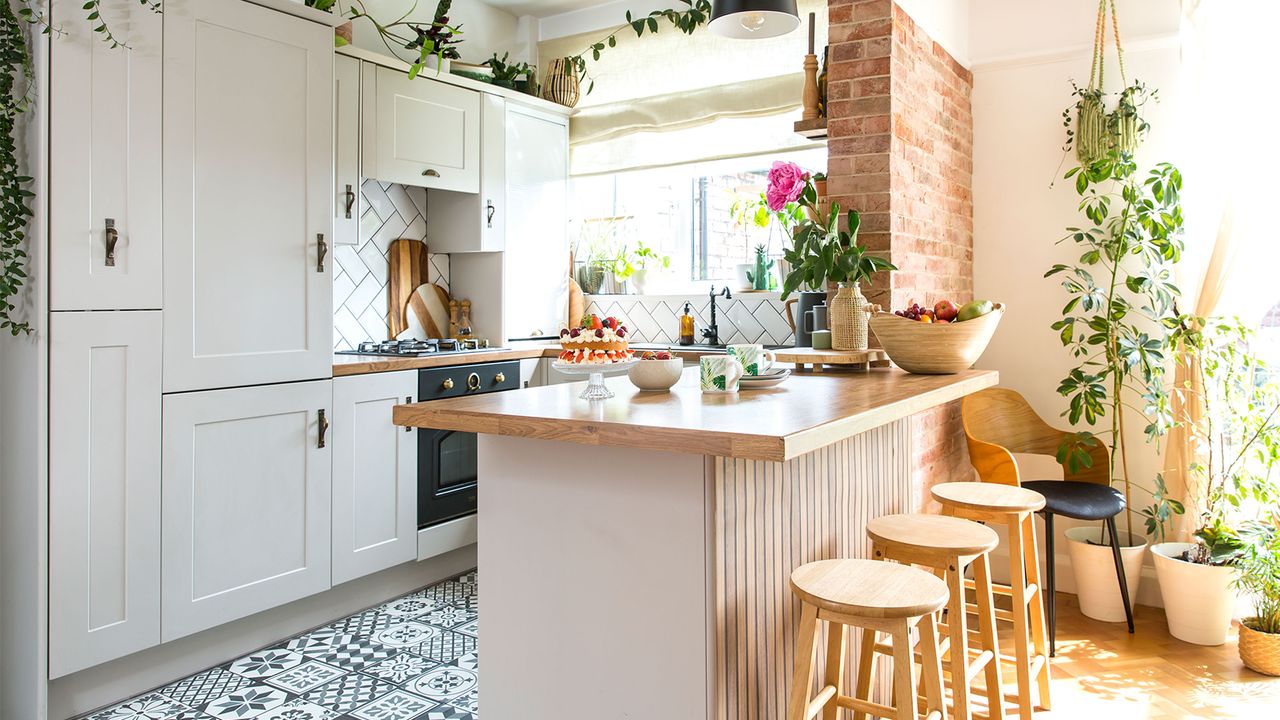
739 369 791 389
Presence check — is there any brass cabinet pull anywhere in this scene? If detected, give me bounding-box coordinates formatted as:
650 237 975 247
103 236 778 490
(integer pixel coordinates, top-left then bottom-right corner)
316 233 328 272
344 184 356 219
421 168 441 178
104 218 119 267
317 409 329 449
485 199 495 228
405 396 413 432
466 372 481 391
494 372 505 384
442 378 454 390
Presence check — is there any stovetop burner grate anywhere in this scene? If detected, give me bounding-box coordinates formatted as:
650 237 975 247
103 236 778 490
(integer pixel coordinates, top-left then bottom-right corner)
336 338 498 357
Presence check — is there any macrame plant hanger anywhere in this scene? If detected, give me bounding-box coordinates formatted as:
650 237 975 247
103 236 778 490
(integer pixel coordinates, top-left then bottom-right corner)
1077 0 1136 164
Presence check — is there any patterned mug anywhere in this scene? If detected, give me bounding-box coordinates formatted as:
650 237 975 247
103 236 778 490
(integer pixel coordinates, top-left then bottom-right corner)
726 344 777 376
700 355 745 393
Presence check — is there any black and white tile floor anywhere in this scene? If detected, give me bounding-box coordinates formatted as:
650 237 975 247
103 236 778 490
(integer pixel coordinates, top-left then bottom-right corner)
82 572 479 720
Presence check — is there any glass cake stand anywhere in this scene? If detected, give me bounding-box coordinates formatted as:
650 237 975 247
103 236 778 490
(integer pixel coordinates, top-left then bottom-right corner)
551 358 640 400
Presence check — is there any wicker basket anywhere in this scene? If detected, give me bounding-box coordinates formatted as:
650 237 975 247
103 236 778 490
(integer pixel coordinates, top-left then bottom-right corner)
829 283 869 351
868 303 1004 374
1239 620 1280 676
541 58 580 108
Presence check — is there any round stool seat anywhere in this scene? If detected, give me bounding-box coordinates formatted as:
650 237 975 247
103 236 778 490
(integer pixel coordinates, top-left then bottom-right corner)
868 513 999 557
932 481 1045 514
790 559 949 620
1021 479 1124 520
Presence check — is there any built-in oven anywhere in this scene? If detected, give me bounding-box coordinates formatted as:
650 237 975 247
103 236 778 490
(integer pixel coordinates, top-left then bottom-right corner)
417 360 520 528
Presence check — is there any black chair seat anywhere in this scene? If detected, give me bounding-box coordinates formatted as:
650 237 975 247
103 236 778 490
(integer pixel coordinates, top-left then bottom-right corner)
1020 480 1125 521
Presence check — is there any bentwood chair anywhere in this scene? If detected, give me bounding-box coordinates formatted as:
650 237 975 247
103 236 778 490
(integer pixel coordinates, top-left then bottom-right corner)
960 388 1134 655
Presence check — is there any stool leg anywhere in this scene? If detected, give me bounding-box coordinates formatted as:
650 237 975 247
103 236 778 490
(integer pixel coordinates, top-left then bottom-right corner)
1043 512 1057 657
891 620 919 720
944 563 972 720
919 612 948 720
1006 516 1034 720
1020 513 1053 711
823 623 847 720
788 602 820 720
1105 515 1136 634
972 552 1006 720
853 628 877 720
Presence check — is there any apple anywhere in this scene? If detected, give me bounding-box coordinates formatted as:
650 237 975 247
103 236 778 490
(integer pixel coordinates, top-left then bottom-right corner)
934 299 959 322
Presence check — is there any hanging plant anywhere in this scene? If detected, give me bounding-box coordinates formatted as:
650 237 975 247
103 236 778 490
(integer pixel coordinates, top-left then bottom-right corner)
347 0 463 79
1064 0 1149 165
562 0 712 96
1 2 33 335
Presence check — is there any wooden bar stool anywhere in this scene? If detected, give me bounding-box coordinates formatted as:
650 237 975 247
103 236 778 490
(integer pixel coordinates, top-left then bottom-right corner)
931 482 1050 720
865 514 1005 720
788 559 950 720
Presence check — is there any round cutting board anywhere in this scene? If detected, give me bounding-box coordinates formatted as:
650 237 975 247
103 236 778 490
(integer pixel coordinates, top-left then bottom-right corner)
399 283 451 340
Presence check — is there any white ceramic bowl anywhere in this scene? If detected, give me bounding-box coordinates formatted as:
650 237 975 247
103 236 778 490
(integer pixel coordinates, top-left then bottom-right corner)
628 358 684 391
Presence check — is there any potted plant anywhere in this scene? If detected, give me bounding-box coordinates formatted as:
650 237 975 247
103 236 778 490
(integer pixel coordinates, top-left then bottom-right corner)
1151 318 1280 645
1047 80 1186 622
1235 527 1280 675
610 242 671 295
773 162 895 351
347 0 463 79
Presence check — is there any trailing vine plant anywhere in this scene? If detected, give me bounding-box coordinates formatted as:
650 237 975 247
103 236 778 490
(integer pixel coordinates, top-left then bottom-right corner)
346 0 463 79
1 1 33 335
564 0 712 94
1046 82 1188 540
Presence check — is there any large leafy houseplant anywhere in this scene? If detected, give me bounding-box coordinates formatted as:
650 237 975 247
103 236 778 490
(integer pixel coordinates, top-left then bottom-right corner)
781 208 893 299
1046 81 1186 541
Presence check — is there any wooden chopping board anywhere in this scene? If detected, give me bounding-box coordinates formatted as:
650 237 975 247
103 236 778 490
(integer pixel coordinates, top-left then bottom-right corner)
568 277 585 327
387 238 431 338
400 283 451 340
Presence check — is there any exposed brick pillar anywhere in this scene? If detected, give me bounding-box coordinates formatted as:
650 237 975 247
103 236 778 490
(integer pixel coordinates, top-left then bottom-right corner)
828 0 976 507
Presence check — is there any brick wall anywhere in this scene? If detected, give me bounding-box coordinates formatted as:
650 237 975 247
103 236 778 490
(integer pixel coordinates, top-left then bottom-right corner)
828 0 976 503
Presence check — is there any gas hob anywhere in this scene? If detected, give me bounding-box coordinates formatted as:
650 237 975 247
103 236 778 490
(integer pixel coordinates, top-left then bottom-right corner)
335 338 503 357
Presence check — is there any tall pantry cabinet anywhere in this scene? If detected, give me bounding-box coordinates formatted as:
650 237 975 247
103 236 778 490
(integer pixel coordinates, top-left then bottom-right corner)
47 0 338 676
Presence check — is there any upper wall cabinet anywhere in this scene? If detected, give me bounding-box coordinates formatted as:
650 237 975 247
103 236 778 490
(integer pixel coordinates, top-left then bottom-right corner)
362 65 481 192
49 0 162 311
163 0 333 393
333 54 362 246
425 94 506 253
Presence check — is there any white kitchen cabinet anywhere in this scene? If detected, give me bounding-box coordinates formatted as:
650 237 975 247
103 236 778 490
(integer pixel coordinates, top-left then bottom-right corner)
334 54 362 246
163 0 333 393
332 371 418 586
504 103 570 340
425 94 506 252
161 380 333 641
48 311 162 677
362 64 480 192
49 0 162 311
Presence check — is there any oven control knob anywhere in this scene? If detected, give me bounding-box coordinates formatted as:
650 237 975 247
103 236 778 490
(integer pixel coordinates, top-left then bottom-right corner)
466 372 481 391
494 372 506 384
442 378 454 390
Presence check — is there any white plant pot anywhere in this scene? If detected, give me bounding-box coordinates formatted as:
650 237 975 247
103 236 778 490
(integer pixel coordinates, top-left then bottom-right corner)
1064 526 1145 623
630 268 651 295
1151 542 1238 646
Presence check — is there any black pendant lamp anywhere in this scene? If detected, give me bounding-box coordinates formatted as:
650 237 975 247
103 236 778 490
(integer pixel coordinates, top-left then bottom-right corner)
708 0 801 39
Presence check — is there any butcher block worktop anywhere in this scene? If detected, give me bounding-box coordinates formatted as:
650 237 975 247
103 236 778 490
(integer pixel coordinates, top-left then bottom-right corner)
393 367 998 462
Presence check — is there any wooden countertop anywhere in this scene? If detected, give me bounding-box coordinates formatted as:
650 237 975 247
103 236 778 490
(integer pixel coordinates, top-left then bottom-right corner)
332 344 728 376
392 367 998 462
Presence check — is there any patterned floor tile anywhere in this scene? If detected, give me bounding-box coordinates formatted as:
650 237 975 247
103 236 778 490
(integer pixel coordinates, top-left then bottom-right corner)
452 619 477 638
202 686 288 719
407 630 476 664
420 582 471 606
446 689 478 714
425 704 475 719
409 667 477 702
327 607 399 636
255 699 337 720
302 672 396 714
373 621 442 648
451 652 478 672
377 595 439 618
87 693 191 720
363 653 439 684
422 605 475 629
228 648 304 679
350 690 437 720
159 668 253 708
285 628 350 656
450 594 479 612
264 660 348 694
311 639 395 671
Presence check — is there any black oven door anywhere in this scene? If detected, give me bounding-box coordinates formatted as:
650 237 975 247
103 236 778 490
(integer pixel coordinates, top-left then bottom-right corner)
419 427 480 528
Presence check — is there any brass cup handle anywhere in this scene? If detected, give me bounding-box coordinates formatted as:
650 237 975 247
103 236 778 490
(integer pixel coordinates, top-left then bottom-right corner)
405 396 413 431
494 372 506 384
104 218 119 267
316 233 328 273
317 409 329 449
486 200 496 228
466 372 481 391
442 378 455 390
422 168 441 178
344 184 356 219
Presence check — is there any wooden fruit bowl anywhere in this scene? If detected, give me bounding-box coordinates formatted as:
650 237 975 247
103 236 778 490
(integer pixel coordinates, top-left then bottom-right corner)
868 303 1004 374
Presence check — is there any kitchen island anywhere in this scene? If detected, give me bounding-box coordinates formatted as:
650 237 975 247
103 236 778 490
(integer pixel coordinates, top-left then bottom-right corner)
393 367 997 720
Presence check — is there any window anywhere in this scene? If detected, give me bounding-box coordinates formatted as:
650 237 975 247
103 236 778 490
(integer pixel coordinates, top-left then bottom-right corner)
570 147 826 293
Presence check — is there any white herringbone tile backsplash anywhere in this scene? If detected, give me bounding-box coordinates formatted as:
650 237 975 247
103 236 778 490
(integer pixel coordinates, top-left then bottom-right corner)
584 294 796 346
333 180 450 350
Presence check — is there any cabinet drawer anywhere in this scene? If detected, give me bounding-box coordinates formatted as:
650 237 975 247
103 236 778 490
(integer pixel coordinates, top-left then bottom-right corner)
364 65 481 192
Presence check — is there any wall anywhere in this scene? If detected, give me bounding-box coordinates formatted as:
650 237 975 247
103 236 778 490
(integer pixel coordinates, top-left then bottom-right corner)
583 294 795 346
333 180 450 350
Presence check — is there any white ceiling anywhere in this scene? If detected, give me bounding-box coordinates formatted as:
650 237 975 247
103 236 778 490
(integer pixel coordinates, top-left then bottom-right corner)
482 0 607 18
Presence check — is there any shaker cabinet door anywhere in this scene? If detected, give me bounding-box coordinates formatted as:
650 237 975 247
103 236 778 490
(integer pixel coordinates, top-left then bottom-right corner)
49 311 162 677
364 65 480 192
161 380 333 642
334 54 362 247
163 0 333 392
49 0 162 310
332 371 418 586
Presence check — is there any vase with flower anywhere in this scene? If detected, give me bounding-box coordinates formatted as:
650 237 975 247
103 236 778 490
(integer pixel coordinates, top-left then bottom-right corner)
769 162 895 350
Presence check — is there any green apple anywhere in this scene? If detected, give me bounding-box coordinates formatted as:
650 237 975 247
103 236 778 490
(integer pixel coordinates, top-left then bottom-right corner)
957 299 994 322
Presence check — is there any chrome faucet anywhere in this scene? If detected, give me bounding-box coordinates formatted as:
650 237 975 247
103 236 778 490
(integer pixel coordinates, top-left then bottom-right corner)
701 285 733 346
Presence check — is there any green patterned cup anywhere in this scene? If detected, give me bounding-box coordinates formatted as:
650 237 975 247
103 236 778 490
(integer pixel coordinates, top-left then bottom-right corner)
726 344 777 376
700 355 745 393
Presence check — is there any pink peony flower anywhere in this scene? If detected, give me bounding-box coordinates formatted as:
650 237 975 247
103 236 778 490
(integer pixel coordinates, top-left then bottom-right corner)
765 161 809 211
